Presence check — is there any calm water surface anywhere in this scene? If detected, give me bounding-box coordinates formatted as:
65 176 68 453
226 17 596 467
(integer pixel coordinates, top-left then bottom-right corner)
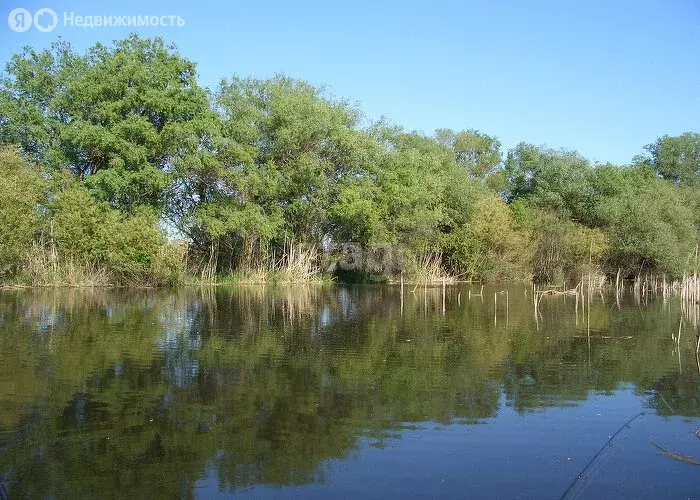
0 285 698 499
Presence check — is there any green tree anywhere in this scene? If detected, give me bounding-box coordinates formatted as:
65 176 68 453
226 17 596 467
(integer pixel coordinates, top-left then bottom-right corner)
1 35 212 210
179 76 372 271
504 143 596 224
644 132 700 187
375 130 450 252
0 40 80 167
594 166 696 276
2 36 699 284
512 203 607 284
435 128 501 178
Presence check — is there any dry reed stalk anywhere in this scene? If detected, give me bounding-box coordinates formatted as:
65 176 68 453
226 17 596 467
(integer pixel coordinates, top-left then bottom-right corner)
25 242 111 287
409 252 456 285
272 242 320 283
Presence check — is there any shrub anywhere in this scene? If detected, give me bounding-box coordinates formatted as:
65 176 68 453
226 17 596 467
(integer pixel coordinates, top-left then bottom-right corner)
443 195 530 281
514 203 606 284
0 147 46 281
50 184 184 285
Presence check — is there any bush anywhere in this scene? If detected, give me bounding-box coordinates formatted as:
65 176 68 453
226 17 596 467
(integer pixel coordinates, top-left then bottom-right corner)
0 147 46 281
514 203 607 284
49 184 184 285
596 177 696 277
443 195 530 281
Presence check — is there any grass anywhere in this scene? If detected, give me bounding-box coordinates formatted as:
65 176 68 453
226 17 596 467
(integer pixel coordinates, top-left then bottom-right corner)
1 240 188 288
22 242 111 287
186 242 332 285
403 252 458 285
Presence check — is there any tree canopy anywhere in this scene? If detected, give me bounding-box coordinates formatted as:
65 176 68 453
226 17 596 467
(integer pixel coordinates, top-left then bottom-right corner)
1 35 698 285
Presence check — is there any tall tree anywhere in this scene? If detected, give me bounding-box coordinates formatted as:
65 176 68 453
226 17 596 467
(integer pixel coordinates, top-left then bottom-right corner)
504 143 595 224
644 132 700 187
0 35 213 210
594 166 697 276
435 128 501 178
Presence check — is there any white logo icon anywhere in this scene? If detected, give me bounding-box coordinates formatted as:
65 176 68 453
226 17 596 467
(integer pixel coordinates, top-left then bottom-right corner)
8 7 32 32
33 8 57 32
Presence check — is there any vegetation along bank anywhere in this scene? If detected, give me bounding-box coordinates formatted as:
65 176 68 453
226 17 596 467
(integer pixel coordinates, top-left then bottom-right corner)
1 36 699 286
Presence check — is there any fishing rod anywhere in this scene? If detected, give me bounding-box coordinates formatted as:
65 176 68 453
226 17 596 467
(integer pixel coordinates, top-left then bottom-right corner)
560 411 645 500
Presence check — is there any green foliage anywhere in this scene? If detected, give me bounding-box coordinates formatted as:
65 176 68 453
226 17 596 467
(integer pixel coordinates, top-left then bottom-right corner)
0 40 79 167
443 195 530 281
214 76 363 240
436 128 502 178
644 132 700 187
1 36 699 284
50 183 179 283
504 143 596 223
1 36 212 209
329 177 384 244
0 147 46 280
375 131 449 251
177 75 374 271
513 203 606 283
594 168 697 276
506 143 699 279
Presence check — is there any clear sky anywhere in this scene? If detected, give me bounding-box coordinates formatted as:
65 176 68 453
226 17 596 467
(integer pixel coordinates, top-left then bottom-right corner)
1 0 698 164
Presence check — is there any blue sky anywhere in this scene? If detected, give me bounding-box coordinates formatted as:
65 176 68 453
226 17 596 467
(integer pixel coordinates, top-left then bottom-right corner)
1 0 698 164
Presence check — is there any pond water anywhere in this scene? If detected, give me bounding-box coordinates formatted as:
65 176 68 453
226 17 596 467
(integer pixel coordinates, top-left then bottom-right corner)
0 285 698 499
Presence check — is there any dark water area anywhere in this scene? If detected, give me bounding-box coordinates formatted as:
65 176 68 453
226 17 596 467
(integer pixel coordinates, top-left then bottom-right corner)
0 285 698 499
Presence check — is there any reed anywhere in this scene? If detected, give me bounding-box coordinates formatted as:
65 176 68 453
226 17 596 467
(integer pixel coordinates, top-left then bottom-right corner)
24 242 111 287
270 242 321 283
406 252 457 285
199 242 325 284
